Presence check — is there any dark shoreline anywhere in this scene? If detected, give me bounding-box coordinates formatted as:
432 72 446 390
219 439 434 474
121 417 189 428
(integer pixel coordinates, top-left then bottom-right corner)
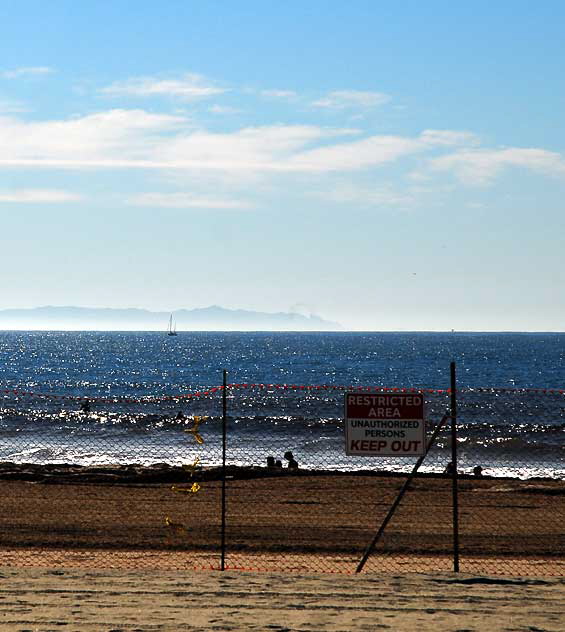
0 461 563 486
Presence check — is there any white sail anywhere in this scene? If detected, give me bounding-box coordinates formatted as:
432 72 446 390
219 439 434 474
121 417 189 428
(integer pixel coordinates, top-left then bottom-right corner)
167 314 178 336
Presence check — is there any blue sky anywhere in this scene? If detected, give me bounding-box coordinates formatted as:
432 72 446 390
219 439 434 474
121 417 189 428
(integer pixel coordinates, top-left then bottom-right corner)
1 1 564 330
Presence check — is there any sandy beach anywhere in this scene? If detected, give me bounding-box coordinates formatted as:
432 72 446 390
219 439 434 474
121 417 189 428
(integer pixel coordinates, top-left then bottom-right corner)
0 465 563 576
0 567 563 631
0 465 563 629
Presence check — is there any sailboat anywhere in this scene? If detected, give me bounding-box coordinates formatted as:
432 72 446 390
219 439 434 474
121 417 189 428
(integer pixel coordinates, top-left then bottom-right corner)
167 314 178 336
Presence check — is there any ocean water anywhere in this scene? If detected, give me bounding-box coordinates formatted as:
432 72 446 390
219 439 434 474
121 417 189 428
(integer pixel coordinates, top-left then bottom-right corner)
0 331 563 479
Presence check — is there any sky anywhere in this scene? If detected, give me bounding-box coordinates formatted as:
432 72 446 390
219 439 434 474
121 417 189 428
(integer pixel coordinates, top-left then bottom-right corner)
1 0 564 331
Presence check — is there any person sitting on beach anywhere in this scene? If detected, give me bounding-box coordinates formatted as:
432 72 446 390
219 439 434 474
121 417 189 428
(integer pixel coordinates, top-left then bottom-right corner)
443 461 454 475
473 465 484 477
284 451 299 470
79 400 91 414
266 456 276 469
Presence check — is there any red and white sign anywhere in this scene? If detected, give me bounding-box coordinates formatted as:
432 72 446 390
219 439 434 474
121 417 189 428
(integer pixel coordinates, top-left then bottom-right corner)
345 392 426 456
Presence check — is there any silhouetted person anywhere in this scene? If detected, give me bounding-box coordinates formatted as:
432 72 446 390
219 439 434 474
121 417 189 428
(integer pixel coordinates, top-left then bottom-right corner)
275 459 282 468
284 450 299 470
443 461 454 476
80 400 90 413
473 465 484 477
266 455 276 468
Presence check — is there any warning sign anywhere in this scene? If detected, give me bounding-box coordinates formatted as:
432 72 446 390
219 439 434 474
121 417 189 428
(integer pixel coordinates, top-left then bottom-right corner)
345 392 426 456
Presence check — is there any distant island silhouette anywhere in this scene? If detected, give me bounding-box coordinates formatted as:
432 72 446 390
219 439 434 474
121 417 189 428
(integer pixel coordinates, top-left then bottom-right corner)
0 305 341 332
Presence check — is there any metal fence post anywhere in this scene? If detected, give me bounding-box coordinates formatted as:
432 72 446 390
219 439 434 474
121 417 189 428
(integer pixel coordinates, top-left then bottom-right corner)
221 369 227 571
450 361 460 572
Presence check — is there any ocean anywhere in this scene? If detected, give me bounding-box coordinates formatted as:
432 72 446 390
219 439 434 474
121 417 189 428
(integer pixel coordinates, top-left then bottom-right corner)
0 331 563 479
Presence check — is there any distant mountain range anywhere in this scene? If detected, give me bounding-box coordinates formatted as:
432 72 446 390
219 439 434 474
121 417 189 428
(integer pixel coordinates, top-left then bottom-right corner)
0 306 341 331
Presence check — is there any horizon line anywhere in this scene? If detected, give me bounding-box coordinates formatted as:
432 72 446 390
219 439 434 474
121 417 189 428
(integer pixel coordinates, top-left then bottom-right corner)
0 328 564 334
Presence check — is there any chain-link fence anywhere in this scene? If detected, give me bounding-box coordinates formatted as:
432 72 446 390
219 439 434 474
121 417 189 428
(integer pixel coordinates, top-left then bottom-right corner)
0 382 563 576
456 388 564 577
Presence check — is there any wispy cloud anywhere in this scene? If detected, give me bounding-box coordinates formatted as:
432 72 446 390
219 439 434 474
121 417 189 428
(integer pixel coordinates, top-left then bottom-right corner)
286 129 470 172
0 109 480 177
311 184 414 207
153 124 359 170
0 189 82 203
288 134 419 171
209 104 241 115
429 147 565 184
0 112 356 172
128 192 251 209
311 90 391 109
419 129 480 147
0 109 186 167
0 94 540 186
260 89 297 99
101 73 227 100
1 66 54 79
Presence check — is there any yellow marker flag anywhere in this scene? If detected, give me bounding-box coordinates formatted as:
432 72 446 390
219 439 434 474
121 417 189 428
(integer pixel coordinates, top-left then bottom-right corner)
171 483 201 494
182 456 201 475
190 432 204 444
164 515 189 535
184 415 208 442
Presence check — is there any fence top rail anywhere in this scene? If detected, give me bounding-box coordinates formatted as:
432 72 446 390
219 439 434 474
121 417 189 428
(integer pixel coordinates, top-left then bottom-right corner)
2 383 564 405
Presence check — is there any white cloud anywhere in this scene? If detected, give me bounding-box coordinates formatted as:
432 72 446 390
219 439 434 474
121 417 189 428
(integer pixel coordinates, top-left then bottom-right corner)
260 89 297 99
430 147 565 184
1 66 54 79
419 129 480 147
209 104 241 114
101 73 227 100
0 109 187 166
286 129 472 172
312 184 414 207
0 189 82 203
288 134 419 171
311 90 391 109
128 192 251 209
0 110 480 177
153 124 358 170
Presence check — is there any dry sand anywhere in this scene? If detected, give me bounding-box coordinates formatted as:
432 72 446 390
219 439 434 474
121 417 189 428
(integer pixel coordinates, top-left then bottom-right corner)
0 567 563 631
